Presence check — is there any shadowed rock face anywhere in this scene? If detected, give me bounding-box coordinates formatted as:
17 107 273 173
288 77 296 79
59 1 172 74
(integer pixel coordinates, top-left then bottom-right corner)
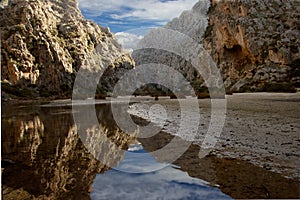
0 0 134 98
203 0 300 92
1 104 134 199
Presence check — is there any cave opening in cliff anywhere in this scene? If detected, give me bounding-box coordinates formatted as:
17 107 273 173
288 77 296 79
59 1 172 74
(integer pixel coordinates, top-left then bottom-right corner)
224 44 242 57
223 44 251 71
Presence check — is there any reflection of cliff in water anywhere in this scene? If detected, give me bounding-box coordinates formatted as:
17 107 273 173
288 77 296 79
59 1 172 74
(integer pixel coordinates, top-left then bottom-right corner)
2 104 133 199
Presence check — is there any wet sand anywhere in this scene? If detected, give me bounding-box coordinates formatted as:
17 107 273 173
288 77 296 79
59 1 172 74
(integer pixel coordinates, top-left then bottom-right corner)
138 130 300 199
128 93 300 181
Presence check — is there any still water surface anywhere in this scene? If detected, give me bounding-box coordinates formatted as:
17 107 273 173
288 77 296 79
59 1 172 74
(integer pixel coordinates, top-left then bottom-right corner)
2 102 230 199
2 101 299 199
91 143 230 200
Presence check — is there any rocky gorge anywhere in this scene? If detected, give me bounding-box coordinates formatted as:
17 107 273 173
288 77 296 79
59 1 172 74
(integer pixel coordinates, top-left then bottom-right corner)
1 0 299 99
1 0 300 199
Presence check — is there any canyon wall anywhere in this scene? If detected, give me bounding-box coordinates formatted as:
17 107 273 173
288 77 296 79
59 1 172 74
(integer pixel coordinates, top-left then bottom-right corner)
204 0 300 92
134 0 299 93
1 0 299 97
0 0 134 98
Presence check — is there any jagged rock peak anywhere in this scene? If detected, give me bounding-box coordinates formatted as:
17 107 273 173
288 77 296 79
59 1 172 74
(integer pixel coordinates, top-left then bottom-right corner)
164 0 210 42
1 0 78 8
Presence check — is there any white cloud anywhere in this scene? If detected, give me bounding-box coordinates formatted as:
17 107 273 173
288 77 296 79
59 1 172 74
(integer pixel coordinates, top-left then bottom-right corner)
78 0 199 21
115 32 144 51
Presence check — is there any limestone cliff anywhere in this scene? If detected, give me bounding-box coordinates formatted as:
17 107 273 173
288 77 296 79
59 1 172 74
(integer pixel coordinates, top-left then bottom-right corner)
0 0 134 98
135 0 299 93
204 0 300 92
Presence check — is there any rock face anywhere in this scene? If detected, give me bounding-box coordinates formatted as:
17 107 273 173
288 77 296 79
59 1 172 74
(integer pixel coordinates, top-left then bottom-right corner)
132 0 211 96
203 0 300 92
135 0 299 93
0 0 134 98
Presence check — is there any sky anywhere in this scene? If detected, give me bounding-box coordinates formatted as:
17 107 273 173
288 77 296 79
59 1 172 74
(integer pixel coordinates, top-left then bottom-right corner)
78 0 199 50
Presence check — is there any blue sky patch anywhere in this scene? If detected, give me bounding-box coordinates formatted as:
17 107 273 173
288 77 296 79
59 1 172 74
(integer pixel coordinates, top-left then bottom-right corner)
78 0 199 33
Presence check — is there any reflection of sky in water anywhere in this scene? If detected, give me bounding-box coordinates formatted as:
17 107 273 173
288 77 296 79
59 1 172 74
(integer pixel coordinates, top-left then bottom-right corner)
91 144 231 199
114 143 169 173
